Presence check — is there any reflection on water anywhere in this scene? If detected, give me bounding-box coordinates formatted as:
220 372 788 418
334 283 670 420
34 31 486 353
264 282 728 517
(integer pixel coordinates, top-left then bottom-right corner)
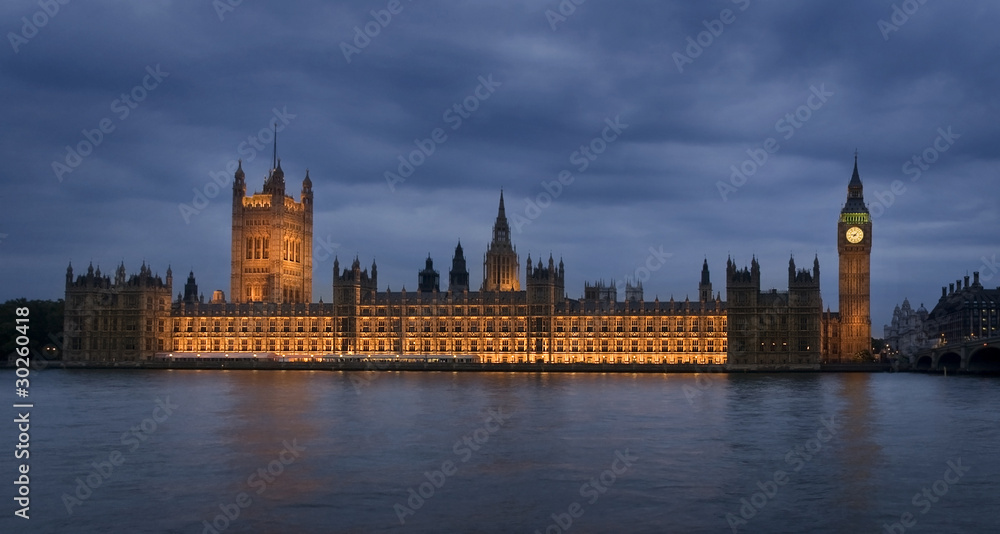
4 371 1000 534
836 373 880 514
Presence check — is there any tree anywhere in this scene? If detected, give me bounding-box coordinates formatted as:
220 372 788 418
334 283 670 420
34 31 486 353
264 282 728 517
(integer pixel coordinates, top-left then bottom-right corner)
1 299 65 361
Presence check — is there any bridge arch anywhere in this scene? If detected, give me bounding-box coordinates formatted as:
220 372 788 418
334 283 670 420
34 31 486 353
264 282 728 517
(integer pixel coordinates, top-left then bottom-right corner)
967 346 1000 373
915 355 933 370
937 352 962 372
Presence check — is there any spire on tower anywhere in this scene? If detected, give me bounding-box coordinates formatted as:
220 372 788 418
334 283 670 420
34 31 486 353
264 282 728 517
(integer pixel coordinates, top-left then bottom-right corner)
491 189 512 245
849 152 862 188
272 122 278 171
483 189 519 291
843 153 868 213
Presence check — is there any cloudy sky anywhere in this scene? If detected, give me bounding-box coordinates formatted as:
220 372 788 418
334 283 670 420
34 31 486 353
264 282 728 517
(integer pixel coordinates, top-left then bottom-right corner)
1 0 997 330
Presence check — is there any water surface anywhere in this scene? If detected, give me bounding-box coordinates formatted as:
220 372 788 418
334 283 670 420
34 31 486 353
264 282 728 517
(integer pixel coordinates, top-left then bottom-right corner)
2 370 999 533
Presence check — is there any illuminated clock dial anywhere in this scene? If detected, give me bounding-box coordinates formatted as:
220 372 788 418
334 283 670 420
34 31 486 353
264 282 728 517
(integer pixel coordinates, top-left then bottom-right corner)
846 226 864 244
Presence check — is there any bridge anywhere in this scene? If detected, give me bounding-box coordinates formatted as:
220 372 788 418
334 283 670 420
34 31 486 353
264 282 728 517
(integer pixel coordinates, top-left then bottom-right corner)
914 336 1000 373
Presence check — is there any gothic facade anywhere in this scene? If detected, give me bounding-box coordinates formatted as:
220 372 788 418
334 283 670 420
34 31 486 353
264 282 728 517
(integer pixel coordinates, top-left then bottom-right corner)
482 191 520 291
230 158 313 305
725 256 823 366
828 156 873 361
62 156 873 368
883 298 929 363
63 262 172 361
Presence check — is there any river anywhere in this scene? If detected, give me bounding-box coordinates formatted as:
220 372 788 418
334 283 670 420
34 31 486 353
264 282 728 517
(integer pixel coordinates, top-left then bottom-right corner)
3 370 999 533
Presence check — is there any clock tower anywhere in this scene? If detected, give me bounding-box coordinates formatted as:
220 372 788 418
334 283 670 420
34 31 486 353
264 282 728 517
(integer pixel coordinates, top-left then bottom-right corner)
837 155 872 361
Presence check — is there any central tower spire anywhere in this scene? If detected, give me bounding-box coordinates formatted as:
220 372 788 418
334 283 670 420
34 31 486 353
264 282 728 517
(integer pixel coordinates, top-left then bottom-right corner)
272 122 278 171
492 189 511 245
483 189 520 291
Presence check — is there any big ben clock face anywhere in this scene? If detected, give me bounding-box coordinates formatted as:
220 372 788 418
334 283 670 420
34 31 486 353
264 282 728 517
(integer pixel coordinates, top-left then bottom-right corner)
845 226 864 244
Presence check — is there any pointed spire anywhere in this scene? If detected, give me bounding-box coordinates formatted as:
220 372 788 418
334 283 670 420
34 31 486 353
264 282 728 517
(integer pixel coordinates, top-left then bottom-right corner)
849 151 862 187
490 189 512 246
272 122 278 171
842 153 868 214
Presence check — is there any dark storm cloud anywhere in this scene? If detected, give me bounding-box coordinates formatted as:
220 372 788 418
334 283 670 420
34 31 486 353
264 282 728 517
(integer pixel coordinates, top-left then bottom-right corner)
1 0 997 329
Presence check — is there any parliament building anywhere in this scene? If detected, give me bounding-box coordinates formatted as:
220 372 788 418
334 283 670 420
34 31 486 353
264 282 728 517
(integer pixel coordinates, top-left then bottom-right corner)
63 155 874 367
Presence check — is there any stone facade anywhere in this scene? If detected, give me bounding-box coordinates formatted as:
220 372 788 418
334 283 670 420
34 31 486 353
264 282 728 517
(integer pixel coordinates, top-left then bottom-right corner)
883 298 929 363
230 159 313 304
833 156 873 361
63 262 172 361
725 256 823 366
63 157 877 366
926 272 1000 346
